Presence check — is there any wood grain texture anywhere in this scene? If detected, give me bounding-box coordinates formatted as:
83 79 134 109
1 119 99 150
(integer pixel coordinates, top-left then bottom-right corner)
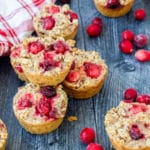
0 0 150 149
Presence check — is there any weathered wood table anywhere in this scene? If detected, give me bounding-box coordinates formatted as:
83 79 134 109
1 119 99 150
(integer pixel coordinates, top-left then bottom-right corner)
0 0 150 149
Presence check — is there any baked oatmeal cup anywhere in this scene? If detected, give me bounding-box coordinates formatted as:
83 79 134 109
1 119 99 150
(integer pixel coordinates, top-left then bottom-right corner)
13 83 68 134
10 37 75 86
0 119 8 150
33 3 78 39
93 0 134 17
63 48 108 99
105 101 150 150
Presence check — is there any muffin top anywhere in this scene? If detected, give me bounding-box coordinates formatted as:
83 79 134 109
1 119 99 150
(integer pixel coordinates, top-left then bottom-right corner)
33 3 78 38
13 83 68 123
105 101 150 149
96 0 133 7
63 48 108 90
10 37 74 76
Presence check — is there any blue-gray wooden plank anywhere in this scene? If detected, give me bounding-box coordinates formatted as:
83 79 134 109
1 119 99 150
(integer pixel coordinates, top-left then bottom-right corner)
0 0 150 149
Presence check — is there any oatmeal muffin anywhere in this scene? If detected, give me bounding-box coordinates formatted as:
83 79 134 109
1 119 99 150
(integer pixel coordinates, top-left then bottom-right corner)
13 83 68 134
105 101 150 150
63 48 108 99
0 119 8 150
10 37 74 86
33 3 78 40
93 0 134 17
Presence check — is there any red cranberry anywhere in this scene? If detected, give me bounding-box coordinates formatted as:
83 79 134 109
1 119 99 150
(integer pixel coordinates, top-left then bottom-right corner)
65 11 78 22
119 40 133 54
122 30 134 41
129 104 148 114
137 94 150 104
40 86 56 98
84 62 102 79
36 100 51 116
27 41 45 54
87 24 102 37
134 34 148 48
70 61 76 70
135 49 150 62
11 47 21 58
129 124 144 140
17 93 33 110
53 41 69 54
15 64 24 73
39 60 54 71
134 8 146 21
41 16 55 30
86 143 104 150
49 5 60 14
123 88 137 101
80 127 96 144
107 0 120 9
92 17 103 27
66 70 80 82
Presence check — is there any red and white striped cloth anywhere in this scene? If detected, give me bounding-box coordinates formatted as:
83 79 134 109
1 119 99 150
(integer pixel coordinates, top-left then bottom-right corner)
0 0 56 57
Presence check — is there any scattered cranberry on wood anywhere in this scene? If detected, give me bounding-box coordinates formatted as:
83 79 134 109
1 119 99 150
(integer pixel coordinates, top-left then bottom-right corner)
134 8 146 21
80 127 96 144
86 143 104 150
135 49 150 62
119 40 133 54
122 30 134 41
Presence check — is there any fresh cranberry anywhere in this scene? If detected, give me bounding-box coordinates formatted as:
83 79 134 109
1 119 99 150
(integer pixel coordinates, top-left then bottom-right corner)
41 16 55 30
134 8 146 21
119 40 133 54
87 24 102 37
65 11 78 22
61 0 70 3
86 143 103 150
40 86 56 98
49 5 60 14
36 100 51 116
53 41 69 54
144 123 150 128
129 124 144 140
134 34 148 48
123 88 137 101
84 62 102 78
92 17 103 27
17 94 33 110
80 127 96 144
15 64 24 73
107 0 120 9
129 104 148 114
27 41 45 54
66 70 80 82
11 47 21 58
135 49 150 62
122 30 134 41
137 94 150 104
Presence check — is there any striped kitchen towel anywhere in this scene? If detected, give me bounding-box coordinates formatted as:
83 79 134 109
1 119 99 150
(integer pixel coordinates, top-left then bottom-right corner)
0 0 56 56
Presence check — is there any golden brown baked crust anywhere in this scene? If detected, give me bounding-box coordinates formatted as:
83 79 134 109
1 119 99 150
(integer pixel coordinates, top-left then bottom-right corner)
63 48 108 99
13 83 68 134
0 119 8 150
93 0 134 17
34 3 78 40
105 101 150 150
